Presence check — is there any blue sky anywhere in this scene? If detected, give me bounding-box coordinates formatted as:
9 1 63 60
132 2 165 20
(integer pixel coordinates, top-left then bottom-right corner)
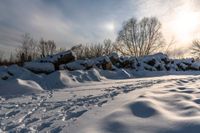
0 0 200 54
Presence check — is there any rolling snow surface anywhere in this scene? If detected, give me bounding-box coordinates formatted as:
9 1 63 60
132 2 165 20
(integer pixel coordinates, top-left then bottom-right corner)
1 74 200 132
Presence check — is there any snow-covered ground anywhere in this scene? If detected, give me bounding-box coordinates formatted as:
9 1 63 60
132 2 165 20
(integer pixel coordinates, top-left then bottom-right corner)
1 74 200 133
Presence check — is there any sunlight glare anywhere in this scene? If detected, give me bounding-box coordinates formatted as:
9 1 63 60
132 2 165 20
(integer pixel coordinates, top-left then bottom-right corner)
170 8 199 42
105 22 115 31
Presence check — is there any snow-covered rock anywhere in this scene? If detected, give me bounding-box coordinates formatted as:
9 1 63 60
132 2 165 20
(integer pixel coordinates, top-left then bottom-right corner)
174 58 194 65
55 52 200 72
0 72 11 80
38 50 76 69
24 62 55 74
191 62 200 70
0 66 10 80
141 53 169 63
59 60 85 70
109 52 120 66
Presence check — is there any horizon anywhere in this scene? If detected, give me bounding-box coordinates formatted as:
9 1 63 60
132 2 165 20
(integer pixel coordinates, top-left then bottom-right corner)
1 0 200 57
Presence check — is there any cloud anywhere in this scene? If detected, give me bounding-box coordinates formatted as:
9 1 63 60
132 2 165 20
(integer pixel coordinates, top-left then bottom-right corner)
0 0 131 51
1 0 200 56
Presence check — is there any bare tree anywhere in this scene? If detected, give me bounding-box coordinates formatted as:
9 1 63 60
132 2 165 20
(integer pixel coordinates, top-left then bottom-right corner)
71 39 115 59
0 50 5 62
16 33 38 62
164 37 176 56
103 39 114 55
47 40 56 55
38 38 57 58
116 17 164 57
191 40 200 58
90 43 104 58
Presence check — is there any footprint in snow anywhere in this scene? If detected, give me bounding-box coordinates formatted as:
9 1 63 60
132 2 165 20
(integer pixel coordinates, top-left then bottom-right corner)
64 109 88 121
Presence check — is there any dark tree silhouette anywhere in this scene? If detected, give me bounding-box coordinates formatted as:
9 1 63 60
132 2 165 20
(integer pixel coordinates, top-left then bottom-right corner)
71 39 114 59
0 50 4 62
16 33 38 62
38 38 57 58
116 17 164 56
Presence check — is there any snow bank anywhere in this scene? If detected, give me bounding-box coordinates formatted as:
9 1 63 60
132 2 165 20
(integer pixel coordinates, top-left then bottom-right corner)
0 65 107 96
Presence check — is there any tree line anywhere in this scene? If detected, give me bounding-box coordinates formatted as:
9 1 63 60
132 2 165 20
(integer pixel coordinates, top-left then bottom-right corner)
1 16 200 66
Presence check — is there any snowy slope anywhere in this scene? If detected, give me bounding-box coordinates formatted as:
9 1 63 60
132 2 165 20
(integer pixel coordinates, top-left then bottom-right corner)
1 75 200 132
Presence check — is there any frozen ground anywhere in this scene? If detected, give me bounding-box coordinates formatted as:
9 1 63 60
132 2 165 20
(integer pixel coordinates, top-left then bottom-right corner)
1 74 200 132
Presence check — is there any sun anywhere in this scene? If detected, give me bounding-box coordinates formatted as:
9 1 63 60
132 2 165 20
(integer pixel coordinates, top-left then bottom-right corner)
170 9 199 42
105 22 115 31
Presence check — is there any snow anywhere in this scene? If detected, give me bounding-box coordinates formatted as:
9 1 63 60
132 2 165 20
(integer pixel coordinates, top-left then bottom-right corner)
24 62 55 73
0 65 111 95
68 75 200 133
1 75 200 132
3 63 200 96
0 79 43 96
2 52 200 132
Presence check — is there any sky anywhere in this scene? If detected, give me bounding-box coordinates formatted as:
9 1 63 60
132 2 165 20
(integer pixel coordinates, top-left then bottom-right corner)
1 0 200 56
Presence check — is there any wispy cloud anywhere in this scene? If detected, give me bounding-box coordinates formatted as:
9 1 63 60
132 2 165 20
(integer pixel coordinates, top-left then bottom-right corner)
1 0 200 54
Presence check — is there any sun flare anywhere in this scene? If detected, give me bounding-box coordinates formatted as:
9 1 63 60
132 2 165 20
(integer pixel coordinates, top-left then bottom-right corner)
170 8 200 42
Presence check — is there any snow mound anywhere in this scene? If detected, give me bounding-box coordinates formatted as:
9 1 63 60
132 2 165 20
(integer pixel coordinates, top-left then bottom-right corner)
44 71 77 89
0 64 108 96
0 79 43 96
